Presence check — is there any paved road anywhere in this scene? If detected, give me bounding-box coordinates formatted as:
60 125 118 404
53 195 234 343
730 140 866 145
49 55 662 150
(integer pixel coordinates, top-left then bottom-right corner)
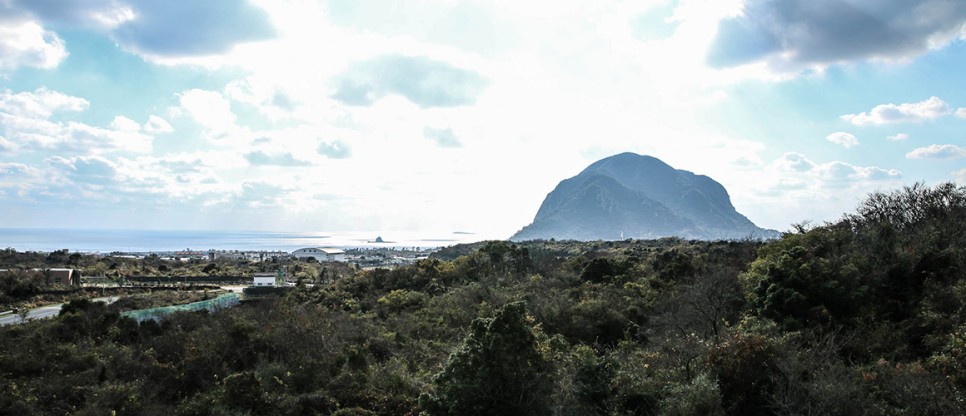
0 296 119 326
222 285 248 294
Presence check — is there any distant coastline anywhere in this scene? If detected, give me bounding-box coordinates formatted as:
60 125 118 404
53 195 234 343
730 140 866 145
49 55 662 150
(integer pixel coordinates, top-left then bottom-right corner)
0 228 487 253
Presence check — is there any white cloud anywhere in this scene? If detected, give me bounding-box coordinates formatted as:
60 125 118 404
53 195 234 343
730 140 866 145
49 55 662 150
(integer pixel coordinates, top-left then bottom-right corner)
143 115 174 133
746 152 903 230
886 133 909 141
175 89 239 140
955 168 966 184
0 162 43 186
0 19 68 71
841 96 952 125
0 136 17 153
89 4 137 28
317 140 351 159
814 161 861 181
65 122 153 154
224 78 297 122
233 181 289 208
245 150 311 166
110 116 141 133
772 152 899 185
112 153 232 199
34 154 219 206
331 54 488 108
774 152 816 172
0 87 88 118
177 89 235 127
0 88 155 154
957 108 966 118
826 131 859 148
45 155 119 192
0 161 43 201
10 150 247 210
858 166 903 181
423 126 462 148
906 144 966 160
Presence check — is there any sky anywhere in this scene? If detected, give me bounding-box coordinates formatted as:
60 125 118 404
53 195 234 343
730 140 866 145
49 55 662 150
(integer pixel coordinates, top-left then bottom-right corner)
1 0 965 239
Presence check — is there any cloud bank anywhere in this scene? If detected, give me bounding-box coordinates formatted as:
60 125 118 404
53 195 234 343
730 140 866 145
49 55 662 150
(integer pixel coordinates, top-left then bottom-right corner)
0 88 152 154
332 54 488 108
708 0 966 73
774 152 900 183
842 96 953 125
6 0 275 60
906 144 966 160
245 151 311 167
113 0 275 57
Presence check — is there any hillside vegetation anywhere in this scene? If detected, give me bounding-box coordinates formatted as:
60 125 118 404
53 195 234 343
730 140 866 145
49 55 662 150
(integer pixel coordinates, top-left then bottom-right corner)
2 183 966 415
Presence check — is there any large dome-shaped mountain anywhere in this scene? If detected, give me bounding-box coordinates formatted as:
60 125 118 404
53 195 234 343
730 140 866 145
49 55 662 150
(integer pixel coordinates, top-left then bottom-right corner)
511 153 778 241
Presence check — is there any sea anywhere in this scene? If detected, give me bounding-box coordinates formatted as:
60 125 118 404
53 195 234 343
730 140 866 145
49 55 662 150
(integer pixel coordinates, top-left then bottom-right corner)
0 228 490 254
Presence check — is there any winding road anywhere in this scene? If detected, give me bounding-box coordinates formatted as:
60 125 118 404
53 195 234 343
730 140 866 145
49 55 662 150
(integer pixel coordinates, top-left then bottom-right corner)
0 296 119 326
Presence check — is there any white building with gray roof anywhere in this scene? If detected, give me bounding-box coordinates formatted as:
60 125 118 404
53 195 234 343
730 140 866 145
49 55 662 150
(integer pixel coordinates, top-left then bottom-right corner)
292 247 346 262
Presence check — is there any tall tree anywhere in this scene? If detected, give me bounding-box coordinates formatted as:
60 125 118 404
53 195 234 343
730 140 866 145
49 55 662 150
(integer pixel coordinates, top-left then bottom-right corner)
421 302 555 416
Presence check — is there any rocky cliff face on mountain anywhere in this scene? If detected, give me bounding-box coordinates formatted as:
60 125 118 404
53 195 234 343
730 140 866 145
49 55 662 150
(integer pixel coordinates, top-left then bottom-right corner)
511 153 779 241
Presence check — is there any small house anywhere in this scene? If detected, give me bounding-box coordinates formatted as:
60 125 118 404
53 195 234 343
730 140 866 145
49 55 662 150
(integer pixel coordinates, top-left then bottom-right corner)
47 268 77 286
253 272 276 287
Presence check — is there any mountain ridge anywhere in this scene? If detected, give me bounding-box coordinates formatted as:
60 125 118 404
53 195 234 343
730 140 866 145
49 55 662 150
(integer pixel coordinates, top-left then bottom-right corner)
511 152 778 241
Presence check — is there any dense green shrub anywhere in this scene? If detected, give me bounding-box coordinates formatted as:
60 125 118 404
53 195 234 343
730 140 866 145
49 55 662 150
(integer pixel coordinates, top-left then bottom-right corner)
421 302 555 416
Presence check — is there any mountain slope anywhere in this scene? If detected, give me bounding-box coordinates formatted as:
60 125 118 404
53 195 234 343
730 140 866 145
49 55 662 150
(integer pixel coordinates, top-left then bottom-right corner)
511 153 778 241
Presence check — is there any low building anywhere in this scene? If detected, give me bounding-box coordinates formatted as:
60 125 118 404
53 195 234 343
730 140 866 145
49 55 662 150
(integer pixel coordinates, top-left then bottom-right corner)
292 247 346 262
253 272 276 287
47 268 77 286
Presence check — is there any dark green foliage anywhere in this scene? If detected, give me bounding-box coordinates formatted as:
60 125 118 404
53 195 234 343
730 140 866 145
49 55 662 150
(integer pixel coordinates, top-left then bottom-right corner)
744 183 966 363
658 373 725 416
744 226 867 330
930 324 966 390
0 269 47 304
848 183 966 328
564 292 633 346
706 329 781 415
480 241 511 265
571 345 616 415
421 302 555 416
580 257 619 282
654 248 696 282
45 249 70 265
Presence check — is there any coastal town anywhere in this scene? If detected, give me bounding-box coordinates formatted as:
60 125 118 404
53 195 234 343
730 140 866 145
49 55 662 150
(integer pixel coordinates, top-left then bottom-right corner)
0 243 441 325
105 245 433 268
0 244 436 293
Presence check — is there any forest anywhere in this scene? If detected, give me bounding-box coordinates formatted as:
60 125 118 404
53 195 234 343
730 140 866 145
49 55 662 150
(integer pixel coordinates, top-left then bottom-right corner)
1 182 966 415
